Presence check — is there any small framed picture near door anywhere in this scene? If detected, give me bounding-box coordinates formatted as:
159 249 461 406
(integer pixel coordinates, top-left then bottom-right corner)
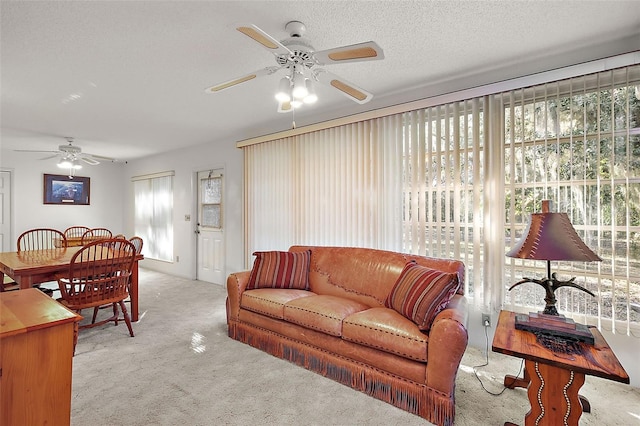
43 174 90 205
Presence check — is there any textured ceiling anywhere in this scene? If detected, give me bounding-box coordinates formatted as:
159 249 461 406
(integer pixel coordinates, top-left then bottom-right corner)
1 1 639 161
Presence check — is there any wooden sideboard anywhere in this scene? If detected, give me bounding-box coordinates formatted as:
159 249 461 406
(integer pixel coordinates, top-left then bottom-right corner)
0 288 82 425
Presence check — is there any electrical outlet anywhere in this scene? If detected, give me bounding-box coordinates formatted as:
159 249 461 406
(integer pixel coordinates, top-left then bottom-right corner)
482 313 491 327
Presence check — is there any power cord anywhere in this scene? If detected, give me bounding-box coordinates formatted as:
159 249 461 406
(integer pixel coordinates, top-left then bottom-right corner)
472 324 524 396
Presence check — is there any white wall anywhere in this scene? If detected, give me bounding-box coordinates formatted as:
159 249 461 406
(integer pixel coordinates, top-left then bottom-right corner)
0 150 126 244
121 138 244 281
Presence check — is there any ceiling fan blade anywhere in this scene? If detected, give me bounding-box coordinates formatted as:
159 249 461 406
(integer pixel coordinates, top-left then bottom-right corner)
39 154 60 161
277 101 292 113
84 152 116 162
205 66 280 94
313 41 384 65
14 149 59 154
79 156 100 165
237 25 292 57
315 70 374 104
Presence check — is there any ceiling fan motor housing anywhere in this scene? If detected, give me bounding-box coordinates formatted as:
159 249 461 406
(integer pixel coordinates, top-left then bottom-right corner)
60 144 82 154
278 39 315 69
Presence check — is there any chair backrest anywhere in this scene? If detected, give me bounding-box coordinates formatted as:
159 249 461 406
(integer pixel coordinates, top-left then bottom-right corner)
129 236 143 254
57 239 136 307
64 226 90 239
81 228 113 244
113 234 126 240
17 228 66 250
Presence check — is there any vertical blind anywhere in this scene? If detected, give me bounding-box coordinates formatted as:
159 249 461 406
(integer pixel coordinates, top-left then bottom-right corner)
133 172 174 262
243 63 640 334
244 121 403 259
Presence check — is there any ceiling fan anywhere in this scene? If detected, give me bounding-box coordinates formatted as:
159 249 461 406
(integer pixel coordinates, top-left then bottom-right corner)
14 137 115 166
205 21 384 113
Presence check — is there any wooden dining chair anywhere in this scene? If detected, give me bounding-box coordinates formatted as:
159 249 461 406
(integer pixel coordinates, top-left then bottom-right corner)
64 226 90 239
13 228 67 294
81 228 113 244
129 236 143 254
56 238 137 352
93 236 143 318
17 228 67 250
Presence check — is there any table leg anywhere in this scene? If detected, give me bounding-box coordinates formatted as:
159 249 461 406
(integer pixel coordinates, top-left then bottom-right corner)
505 365 531 389
131 261 139 322
523 360 585 426
504 365 591 413
18 276 33 290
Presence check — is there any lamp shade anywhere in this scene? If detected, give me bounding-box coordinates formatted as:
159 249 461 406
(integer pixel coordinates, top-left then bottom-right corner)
291 66 308 100
275 77 291 102
303 78 317 104
506 200 601 262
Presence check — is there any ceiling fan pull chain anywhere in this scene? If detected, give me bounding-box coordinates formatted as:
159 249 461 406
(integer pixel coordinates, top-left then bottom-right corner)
291 101 296 129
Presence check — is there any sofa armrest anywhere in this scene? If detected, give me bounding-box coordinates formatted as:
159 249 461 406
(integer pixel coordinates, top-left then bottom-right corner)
425 295 468 395
226 271 251 321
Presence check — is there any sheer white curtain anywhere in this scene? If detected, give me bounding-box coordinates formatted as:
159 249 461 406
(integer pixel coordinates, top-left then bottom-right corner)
132 172 174 262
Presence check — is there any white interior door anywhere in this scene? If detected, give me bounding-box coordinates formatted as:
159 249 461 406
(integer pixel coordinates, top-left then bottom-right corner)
196 169 225 284
0 171 12 252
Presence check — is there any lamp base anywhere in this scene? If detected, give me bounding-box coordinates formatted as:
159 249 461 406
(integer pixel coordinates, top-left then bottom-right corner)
515 312 594 345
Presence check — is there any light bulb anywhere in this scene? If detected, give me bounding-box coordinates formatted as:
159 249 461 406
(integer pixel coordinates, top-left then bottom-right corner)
303 79 317 104
58 159 72 168
291 67 308 100
275 77 291 102
290 99 302 108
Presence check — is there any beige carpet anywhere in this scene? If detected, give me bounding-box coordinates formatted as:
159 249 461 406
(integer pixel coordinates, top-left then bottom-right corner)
70 269 640 426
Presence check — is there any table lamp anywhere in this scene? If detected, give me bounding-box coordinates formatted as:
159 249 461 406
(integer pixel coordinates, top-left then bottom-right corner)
506 200 601 343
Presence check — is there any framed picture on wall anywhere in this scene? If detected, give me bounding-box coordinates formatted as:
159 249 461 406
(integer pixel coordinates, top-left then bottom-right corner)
43 174 90 205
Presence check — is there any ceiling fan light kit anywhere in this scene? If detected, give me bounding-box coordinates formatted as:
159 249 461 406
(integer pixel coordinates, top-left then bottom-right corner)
57 159 82 170
205 20 384 113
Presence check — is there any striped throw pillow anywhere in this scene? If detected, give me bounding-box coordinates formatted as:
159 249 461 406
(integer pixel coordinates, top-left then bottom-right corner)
385 261 460 330
247 250 311 290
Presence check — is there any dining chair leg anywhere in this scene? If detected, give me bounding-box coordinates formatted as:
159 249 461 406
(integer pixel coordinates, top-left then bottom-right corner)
92 306 99 324
112 303 119 326
118 300 135 337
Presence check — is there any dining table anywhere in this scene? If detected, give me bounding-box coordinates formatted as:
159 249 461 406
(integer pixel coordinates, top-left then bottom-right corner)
0 246 143 321
53 236 105 248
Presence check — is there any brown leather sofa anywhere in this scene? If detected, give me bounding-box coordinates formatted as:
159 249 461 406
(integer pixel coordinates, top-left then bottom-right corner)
226 246 468 426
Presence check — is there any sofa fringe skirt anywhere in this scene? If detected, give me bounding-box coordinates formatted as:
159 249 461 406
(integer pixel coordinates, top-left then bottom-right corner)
228 319 455 426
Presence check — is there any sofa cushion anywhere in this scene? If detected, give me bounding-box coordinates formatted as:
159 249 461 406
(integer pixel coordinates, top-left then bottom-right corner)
343 307 429 362
241 289 316 320
247 250 311 290
385 261 460 330
284 295 369 336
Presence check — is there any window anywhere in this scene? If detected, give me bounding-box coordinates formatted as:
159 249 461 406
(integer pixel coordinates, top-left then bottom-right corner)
133 172 174 262
200 174 222 229
503 66 640 332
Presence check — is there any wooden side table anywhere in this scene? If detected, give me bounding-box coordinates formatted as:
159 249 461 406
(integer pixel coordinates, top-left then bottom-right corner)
492 310 629 426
